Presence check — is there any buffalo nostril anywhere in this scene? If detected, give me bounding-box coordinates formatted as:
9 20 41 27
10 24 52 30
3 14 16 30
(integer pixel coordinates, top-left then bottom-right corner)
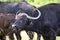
12 24 19 30
12 24 17 30
12 24 16 28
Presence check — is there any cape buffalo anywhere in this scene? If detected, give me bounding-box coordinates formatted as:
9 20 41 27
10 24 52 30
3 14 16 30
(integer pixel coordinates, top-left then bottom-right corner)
12 3 60 40
0 1 41 40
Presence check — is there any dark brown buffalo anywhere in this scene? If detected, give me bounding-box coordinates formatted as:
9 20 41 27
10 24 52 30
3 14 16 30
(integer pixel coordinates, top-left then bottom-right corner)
0 13 15 40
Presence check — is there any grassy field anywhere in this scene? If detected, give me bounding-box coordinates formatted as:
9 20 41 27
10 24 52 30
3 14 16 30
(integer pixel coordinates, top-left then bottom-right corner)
6 31 60 40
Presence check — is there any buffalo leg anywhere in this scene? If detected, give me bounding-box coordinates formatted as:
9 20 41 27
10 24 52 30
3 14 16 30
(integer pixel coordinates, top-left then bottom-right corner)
26 31 34 40
15 31 21 40
9 32 14 40
37 33 41 40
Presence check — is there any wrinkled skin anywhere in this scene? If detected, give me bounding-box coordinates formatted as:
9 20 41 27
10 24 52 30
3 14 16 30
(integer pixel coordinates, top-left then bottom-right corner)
12 3 60 40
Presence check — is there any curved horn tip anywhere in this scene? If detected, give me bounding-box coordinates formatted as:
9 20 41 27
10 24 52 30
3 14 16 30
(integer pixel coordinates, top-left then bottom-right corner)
25 8 41 20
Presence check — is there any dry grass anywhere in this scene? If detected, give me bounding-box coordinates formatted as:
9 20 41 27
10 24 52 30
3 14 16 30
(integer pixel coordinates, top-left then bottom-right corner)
6 31 60 40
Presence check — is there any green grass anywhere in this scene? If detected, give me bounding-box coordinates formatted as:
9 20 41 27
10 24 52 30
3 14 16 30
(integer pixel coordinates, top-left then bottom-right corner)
0 0 60 7
6 31 60 40
56 36 60 40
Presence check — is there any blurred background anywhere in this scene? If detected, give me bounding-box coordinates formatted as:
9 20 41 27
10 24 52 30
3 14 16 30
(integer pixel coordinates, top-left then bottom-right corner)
0 0 60 40
0 0 60 7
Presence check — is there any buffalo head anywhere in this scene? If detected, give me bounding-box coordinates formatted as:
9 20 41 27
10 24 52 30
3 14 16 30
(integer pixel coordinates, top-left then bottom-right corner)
12 8 41 30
